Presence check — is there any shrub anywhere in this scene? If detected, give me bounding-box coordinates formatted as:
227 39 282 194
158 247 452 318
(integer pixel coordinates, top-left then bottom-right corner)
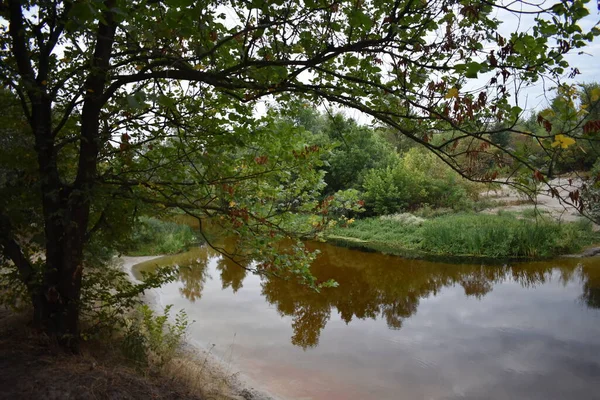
362 148 481 215
80 258 178 337
122 304 191 368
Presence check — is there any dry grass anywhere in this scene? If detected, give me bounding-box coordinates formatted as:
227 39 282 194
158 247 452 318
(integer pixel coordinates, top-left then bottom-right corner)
0 307 247 400
160 353 241 400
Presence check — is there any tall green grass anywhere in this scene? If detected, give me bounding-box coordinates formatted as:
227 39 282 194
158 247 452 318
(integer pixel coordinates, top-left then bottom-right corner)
418 214 595 258
328 213 599 259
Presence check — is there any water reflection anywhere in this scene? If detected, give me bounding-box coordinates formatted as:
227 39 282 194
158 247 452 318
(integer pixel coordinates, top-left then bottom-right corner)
581 263 600 308
216 255 247 293
135 241 600 350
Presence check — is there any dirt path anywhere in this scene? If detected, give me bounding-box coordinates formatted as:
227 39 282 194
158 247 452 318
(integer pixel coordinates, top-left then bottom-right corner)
481 178 599 230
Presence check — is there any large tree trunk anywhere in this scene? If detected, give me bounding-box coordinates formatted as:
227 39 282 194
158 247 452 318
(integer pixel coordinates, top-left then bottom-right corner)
31 198 88 346
29 97 89 348
25 1 117 348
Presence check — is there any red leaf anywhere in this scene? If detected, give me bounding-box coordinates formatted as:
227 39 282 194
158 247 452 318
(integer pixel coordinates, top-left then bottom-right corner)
583 120 600 135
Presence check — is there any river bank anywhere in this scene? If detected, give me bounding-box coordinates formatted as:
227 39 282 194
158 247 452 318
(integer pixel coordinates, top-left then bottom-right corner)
0 305 207 400
0 256 279 400
121 255 280 400
325 212 600 261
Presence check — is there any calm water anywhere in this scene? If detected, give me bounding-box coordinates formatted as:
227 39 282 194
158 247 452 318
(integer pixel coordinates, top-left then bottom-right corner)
134 242 600 400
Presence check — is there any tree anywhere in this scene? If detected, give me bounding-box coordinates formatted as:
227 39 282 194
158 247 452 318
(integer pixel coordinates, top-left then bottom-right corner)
0 0 599 345
279 106 397 194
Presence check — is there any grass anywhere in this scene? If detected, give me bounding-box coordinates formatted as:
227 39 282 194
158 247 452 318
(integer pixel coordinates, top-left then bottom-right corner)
327 212 600 260
126 217 198 256
0 307 242 400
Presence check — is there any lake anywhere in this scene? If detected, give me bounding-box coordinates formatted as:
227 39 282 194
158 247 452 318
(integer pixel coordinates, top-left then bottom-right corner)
133 242 600 400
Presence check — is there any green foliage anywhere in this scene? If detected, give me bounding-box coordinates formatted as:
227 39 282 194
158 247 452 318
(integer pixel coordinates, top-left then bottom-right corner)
362 148 480 215
121 305 191 368
328 213 599 259
514 84 600 178
418 214 595 258
276 105 397 195
80 258 178 337
320 114 396 194
328 217 422 251
126 217 197 256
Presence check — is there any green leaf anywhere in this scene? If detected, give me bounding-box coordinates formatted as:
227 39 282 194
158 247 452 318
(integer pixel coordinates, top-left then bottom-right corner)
465 62 482 79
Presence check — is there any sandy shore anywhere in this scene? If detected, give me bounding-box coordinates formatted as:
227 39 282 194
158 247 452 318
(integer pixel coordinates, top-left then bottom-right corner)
120 255 281 400
480 177 600 230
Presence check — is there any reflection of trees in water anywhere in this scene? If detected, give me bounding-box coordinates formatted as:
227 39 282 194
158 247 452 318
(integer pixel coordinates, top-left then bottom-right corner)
580 265 600 309
290 304 330 348
137 242 600 350
459 267 494 299
177 250 211 302
216 256 247 293
260 243 600 349
380 294 418 330
178 249 250 300
169 237 251 300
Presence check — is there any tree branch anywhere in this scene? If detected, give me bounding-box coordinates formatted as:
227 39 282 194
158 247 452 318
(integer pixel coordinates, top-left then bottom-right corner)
7 0 37 91
0 212 35 288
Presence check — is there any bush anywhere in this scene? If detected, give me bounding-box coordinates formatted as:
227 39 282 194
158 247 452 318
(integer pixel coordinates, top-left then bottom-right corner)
122 305 191 368
362 148 481 215
80 258 178 337
127 217 197 255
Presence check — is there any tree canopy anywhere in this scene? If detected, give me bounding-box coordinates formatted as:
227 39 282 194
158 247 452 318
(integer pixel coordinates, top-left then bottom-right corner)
0 0 599 343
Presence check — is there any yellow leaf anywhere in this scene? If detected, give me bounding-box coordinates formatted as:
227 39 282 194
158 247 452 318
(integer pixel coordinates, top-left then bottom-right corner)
444 87 459 99
551 134 576 149
194 64 205 71
591 88 600 102
539 109 555 119
86 88 94 93
229 201 236 207
41 80 47 86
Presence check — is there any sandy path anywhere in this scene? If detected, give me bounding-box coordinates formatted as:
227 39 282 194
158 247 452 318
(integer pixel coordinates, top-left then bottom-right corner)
481 178 599 230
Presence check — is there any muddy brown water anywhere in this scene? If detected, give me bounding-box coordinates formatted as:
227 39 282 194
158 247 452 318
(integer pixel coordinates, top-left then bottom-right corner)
133 242 600 400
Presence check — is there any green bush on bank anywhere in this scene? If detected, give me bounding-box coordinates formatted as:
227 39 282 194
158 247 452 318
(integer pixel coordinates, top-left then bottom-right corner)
126 217 197 256
328 213 599 259
122 304 191 369
361 148 481 215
